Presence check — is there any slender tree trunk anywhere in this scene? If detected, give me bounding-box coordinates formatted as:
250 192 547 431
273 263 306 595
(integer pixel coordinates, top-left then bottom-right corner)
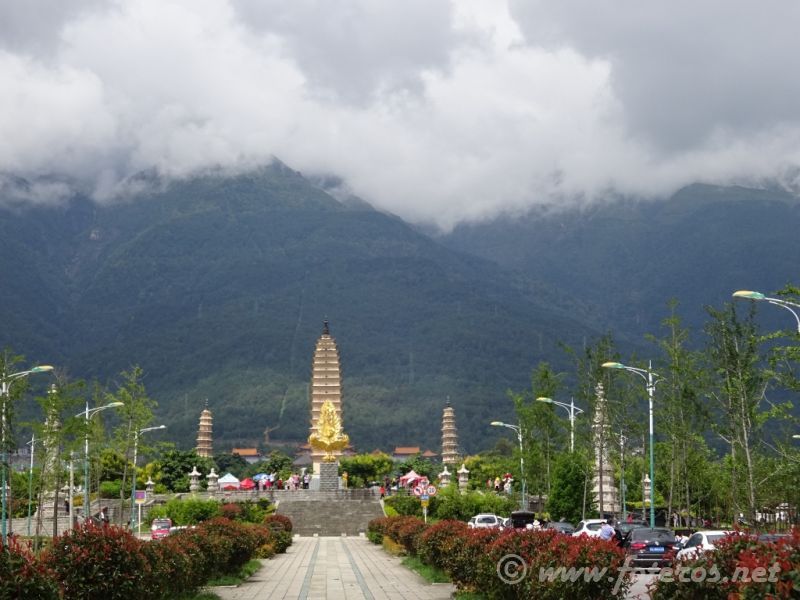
667 443 675 526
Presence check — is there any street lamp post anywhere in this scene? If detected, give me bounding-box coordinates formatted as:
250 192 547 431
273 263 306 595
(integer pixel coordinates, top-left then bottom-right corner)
491 421 527 510
733 290 800 333
535 397 585 452
1 365 53 547
619 433 627 523
602 361 661 529
129 425 165 534
79 402 123 521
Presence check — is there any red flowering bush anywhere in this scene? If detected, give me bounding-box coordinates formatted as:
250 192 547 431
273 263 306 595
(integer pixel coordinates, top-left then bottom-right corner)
479 529 630 599
0 537 59 600
42 523 151 600
221 502 243 520
445 528 503 590
652 528 800 599
418 520 469 570
264 513 293 533
141 535 198 599
394 517 428 555
367 516 393 544
195 517 261 575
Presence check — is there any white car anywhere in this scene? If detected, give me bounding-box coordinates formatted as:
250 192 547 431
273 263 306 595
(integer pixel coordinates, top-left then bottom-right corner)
468 514 504 529
675 530 732 560
572 519 607 538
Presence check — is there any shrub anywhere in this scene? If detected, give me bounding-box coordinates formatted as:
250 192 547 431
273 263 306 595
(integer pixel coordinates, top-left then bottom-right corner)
42 523 150 600
479 529 629 599
149 497 221 526
418 520 469 570
196 517 260 575
652 528 800 599
446 528 503 590
99 479 122 498
367 516 392 544
141 536 197 599
0 537 59 600
384 516 425 550
395 518 427 555
264 513 293 533
221 503 243 520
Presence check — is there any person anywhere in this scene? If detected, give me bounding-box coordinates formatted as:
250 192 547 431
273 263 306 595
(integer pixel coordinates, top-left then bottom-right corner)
98 506 110 526
64 499 70 514
599 519 615 542
379 485 386 499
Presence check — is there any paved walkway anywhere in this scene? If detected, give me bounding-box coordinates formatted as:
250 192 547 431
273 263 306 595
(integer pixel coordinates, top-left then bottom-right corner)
213 536 454 600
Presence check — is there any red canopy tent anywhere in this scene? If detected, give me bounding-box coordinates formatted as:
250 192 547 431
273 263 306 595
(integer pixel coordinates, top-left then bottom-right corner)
240 478 256 490
399 470 425 486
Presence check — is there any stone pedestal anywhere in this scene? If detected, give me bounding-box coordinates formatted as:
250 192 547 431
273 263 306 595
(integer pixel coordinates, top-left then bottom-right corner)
318 462 339 492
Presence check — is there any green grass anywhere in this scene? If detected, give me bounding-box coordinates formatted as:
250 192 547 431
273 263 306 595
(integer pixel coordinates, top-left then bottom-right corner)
401 555 450 584
205 559 263 587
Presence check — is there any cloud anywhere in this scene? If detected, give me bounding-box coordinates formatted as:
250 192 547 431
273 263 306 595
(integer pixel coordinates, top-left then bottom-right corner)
1 0 799 228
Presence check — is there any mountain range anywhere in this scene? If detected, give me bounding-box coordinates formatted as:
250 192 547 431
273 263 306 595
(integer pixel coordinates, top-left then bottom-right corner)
1 164 798 453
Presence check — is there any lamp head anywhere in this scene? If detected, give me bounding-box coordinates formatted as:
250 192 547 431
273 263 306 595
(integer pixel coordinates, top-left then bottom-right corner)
536 397 553 403
490 421 504 427
31 365 54 373
107 402 124 408
732 290 766 300
602 362 625 369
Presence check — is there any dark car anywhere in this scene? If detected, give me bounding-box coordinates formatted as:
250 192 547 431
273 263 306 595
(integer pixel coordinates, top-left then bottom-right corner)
509 511 538 529
616 520 647 538
546 521 575 535
622 527 677 568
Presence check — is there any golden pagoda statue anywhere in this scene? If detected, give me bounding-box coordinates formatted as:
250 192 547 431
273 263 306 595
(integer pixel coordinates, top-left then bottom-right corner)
308 400 350 462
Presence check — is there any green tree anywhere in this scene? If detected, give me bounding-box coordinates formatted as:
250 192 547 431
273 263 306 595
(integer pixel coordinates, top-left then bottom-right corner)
648 302 710 526
705 302 770 524
511 362 563 499
107 366 157 522
156 449 214 492
214 452 248 479
339 453 394 487
546 451 594 524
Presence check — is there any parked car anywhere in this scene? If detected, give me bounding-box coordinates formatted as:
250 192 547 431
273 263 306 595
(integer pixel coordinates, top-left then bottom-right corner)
150 518 173 540
546 521 575 535
572 519 606 538
509 510 538 530
615 520 647 538
468 513 504 529
675 530 731 560
622 527 677 568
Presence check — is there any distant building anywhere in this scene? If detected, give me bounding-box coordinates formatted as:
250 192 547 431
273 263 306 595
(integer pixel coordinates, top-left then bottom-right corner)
421 449 438 459
392 446 421 462
441 401 460 465
232 448 262 464
196 403 213 458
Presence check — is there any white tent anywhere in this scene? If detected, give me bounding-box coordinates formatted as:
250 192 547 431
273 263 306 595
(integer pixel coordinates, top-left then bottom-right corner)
219 473 240 489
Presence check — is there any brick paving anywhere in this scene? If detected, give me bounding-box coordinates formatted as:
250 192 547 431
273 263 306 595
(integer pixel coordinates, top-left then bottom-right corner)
212 535 454 600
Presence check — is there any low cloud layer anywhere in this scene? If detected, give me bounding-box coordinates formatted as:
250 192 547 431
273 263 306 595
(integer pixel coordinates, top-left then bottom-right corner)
1 0 799 229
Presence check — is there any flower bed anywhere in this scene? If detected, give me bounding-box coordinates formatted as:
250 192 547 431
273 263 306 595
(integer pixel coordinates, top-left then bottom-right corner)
2 515 293 599
367 515 629 597
651 528 800 599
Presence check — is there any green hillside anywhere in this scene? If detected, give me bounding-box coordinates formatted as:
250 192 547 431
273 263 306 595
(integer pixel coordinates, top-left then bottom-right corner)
442 183 800 341
0 164 602 453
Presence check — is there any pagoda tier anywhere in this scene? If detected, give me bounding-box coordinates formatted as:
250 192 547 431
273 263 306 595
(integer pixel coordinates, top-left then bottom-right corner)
309 321 344 469
196 405 213 458
441 403 460 465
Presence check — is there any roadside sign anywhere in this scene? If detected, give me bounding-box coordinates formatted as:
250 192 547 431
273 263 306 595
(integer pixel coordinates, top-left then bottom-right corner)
426 484 437 496
421 499 429 507
421 494 429 501
134 490 146 505
413 485 424 497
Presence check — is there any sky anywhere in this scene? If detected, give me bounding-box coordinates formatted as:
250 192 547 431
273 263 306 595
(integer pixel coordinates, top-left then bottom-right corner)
2 0 800 229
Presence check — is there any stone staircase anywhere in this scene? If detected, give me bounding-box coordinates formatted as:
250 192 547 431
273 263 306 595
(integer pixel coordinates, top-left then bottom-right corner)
274 489 385 536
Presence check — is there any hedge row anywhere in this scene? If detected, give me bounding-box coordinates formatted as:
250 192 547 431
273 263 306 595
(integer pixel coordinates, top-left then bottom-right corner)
368 515 629 598
651 528 800 599
0 516 293 600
